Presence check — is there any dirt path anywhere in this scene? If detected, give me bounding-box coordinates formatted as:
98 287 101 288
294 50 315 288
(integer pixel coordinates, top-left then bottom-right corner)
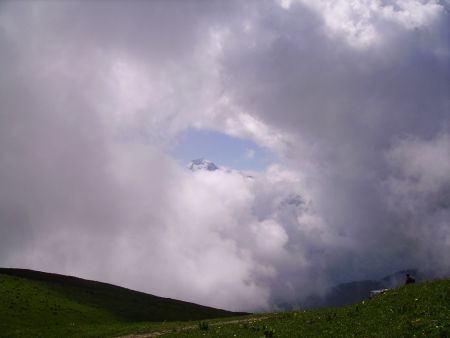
119 316 269 338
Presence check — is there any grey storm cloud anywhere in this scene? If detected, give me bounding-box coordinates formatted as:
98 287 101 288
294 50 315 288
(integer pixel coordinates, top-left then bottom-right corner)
218 0 450 300
0 0 449 311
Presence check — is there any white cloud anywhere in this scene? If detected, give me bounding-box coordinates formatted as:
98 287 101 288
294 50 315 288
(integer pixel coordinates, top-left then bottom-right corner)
1 0 449 312
286 0 444 48
385 134 450 195
382 134 450 272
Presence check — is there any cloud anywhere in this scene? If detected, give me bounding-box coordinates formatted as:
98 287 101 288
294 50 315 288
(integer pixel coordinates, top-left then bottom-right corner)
382 134 450 272
295 0 445 48
218 0 450 282
0 0 449 312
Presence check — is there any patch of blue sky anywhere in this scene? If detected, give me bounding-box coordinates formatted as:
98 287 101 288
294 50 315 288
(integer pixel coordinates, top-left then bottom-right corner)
172 128 278 171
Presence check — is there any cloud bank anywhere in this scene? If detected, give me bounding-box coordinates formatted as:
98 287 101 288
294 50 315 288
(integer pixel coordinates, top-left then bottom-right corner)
0 0 449 311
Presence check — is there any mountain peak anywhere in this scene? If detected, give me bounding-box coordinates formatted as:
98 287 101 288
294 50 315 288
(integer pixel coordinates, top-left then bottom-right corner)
188 158 219 171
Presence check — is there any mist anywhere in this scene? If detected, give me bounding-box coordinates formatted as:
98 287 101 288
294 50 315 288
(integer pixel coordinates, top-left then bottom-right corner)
1 0 449 311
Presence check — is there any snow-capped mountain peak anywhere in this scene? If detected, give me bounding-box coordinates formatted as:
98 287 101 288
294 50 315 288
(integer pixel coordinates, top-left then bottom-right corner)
188 158 219 171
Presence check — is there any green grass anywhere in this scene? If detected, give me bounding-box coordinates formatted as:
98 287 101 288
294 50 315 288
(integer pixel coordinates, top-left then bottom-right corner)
1 268 449 337
0 268 245 337
162 279 450 337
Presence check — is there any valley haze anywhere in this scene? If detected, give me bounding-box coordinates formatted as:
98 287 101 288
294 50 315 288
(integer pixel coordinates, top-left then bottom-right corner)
0 0 449 312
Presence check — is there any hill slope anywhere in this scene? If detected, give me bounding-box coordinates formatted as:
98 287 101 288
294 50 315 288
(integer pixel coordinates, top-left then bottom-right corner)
2 268 449 337
0 268 245 337
161 278 450 337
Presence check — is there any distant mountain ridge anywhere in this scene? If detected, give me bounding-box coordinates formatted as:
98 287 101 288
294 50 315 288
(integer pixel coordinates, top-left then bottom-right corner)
302 269 433 309
188 158 219 171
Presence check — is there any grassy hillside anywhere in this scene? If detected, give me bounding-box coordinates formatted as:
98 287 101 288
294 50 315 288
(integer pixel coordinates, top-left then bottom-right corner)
1 268 449 337
162 278 450 337
0 268 245 337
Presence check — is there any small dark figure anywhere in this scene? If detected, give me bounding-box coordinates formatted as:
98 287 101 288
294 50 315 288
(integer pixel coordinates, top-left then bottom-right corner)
405 273 415 285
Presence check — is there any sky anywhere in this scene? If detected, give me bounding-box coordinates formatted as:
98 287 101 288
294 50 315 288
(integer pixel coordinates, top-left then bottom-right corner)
173 128 277 171
0 0 449 312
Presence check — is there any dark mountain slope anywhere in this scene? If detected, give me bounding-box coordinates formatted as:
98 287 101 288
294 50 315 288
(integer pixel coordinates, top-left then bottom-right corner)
0 268 246 337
